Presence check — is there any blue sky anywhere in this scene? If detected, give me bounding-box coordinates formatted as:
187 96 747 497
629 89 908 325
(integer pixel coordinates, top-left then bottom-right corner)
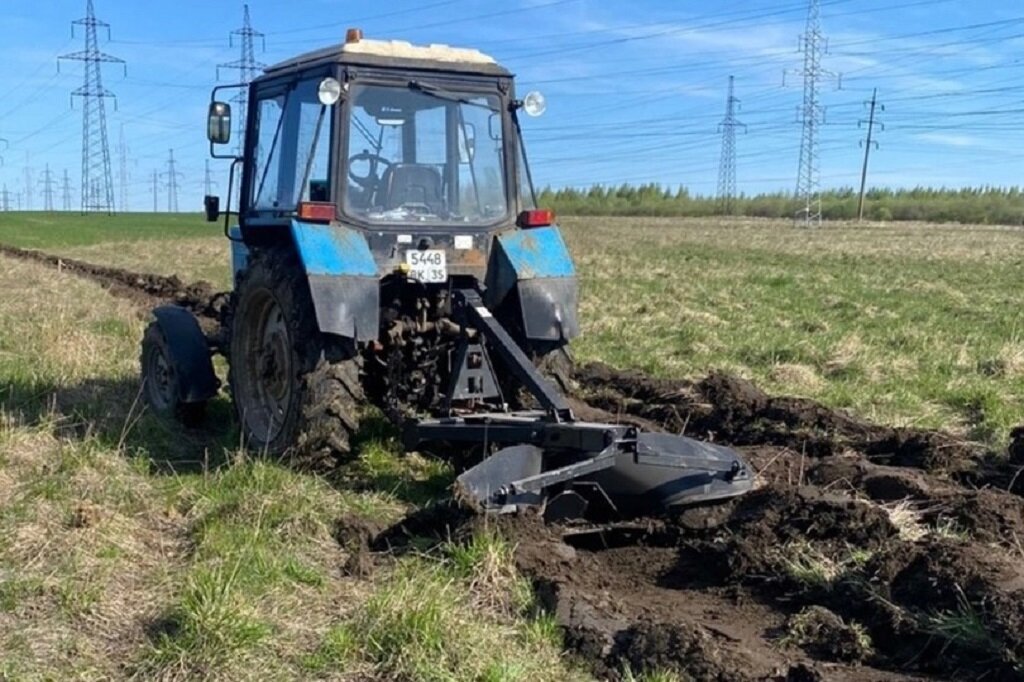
0 0 1021 211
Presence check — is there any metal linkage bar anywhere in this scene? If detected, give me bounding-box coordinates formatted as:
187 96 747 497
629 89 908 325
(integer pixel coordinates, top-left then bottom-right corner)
452 289 573 422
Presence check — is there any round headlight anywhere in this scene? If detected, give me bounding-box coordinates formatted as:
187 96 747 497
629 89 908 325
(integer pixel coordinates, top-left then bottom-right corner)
522 91 546 117
318 77 342 106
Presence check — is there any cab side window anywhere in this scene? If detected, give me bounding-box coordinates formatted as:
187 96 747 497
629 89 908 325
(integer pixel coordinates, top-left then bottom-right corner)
250 77 333 213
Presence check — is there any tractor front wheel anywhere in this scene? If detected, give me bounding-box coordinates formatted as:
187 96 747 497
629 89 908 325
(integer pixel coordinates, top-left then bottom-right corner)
140 322 206 425
228 249 363 466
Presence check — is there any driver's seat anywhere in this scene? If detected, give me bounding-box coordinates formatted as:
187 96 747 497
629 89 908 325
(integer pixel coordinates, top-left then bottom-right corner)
380 164 444 213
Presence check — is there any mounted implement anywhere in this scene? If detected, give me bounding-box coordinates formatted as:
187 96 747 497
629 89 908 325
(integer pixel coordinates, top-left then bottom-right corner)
140 29 752 520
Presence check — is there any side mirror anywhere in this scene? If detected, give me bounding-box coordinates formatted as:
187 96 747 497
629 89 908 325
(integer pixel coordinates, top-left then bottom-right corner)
207 102 232 144
204 195 220 222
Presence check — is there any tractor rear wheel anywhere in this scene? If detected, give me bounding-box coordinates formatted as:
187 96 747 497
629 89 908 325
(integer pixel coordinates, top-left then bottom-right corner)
228 248 363 467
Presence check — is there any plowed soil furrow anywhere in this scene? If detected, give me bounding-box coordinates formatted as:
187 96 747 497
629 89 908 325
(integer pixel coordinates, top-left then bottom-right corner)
8 246 1024 681
0 244 227 323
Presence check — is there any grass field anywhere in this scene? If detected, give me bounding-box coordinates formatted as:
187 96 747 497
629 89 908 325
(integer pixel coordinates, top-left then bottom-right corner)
0 212 1022 679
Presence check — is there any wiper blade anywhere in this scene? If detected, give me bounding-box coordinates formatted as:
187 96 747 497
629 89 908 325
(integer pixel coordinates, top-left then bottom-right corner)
408 80 499 111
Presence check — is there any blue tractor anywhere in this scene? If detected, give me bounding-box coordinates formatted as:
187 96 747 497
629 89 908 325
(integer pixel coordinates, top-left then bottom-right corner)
140 30 752 519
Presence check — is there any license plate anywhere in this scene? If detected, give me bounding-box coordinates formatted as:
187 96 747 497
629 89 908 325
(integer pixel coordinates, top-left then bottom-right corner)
405 249 447 283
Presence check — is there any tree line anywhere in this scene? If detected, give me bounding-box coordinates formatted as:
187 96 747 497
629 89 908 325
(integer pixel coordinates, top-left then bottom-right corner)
537 185 1024 225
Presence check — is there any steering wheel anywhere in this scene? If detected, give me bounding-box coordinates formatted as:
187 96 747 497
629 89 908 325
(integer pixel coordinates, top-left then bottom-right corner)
348 151 392 192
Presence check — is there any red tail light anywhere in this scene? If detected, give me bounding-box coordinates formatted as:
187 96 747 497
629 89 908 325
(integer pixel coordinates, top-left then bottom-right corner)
517 208 555 228
297 202 336 223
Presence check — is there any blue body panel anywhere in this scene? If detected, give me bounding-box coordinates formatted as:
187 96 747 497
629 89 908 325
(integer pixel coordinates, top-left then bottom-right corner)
495 226 575 280
229 225 250 285
290 220 378 277
485 225 580 342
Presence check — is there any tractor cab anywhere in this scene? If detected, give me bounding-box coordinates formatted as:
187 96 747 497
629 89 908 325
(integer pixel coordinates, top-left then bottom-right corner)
206 30 545 243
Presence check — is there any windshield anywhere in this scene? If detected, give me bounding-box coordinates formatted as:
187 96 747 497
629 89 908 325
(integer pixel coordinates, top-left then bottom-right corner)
343 83 508 226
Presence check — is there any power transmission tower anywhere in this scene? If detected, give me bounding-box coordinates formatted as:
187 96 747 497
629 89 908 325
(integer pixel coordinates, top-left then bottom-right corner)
202 159 218 196
0 185 10 212
61 169 74 210
162 149 183 212
218 4 266 157
791 0 838 227
118 123 129 212
23 154 33 211
716 76 746 216
14 192 22 211
0 138 7 167
857 88 884 223
59 0 126 214
152 169 159 212
38 164 56 212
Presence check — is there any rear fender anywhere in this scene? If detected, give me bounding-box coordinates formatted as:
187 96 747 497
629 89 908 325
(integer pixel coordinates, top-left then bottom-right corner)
288 219 380 341
485 225 580 342
151 306 219 403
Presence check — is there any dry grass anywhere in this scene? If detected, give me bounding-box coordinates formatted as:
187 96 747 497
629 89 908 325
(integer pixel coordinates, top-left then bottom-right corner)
63 237 233 289
0 253 579 680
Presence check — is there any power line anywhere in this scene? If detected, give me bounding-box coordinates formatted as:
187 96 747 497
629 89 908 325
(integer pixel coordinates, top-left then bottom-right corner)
58 0 126 215
717 76 746 215
857 88 884 222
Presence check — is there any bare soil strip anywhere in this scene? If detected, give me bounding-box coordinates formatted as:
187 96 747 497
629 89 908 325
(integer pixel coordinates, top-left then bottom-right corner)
378 366 1024 681
8 245 1024 681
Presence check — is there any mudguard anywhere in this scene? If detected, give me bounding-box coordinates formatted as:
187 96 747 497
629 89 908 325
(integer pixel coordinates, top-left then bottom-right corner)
485 226 580 342
289 220 380 341
151 306 218 403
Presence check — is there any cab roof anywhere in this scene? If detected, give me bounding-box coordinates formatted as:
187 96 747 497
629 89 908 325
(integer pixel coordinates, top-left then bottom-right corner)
263 37 513 78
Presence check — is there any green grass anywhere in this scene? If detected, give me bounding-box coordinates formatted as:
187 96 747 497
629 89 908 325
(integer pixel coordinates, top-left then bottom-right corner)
0 211 215 248
3 212 1024 678
565 217 1024 445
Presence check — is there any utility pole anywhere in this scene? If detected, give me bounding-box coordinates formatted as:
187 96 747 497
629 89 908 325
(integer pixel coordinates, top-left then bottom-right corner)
23 154 33 211
118 123 129 212
857 88 884 223
59 0 126 214
61 170 74 210
790 0 839 227
202 158 217 196
218 4 266 158
38 164 56 212
218 5 264 208
716 75 746 216
151 169 159 212
162 149 183 212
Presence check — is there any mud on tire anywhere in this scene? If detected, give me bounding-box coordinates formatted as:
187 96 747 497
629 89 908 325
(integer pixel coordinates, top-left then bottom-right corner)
227 247 363 467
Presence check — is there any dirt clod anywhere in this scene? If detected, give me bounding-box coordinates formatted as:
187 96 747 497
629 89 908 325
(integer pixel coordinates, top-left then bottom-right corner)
783 606 873 663
334 513 385 578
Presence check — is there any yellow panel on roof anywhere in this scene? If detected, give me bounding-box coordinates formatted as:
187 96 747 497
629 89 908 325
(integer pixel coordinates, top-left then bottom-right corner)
341 38 497 66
